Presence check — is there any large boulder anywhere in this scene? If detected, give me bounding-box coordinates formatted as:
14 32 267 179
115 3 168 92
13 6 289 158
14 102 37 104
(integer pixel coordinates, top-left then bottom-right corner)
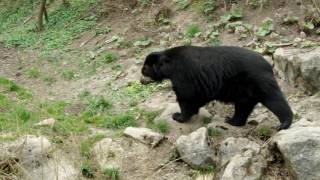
221 151 265 180
219 137 260 165
93 138 126 170
273 47 320 92
218 137 265 180
0 135 79 180
176 127 215 169
273 126 320 179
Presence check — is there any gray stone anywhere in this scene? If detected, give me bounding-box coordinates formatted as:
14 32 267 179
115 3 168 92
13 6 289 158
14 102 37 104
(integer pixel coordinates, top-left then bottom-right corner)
123 127 164 147
5 135 52 168
28 150 79 180
219 137 260 165
176 127 214 169
273 47 320 92
0 135 79 180
292 93 320 122
93 138 125 169
221 150 265 180
247 113 269 126
196 174 214 180
263 55 274 66
35 118 56 126
273 127 320 180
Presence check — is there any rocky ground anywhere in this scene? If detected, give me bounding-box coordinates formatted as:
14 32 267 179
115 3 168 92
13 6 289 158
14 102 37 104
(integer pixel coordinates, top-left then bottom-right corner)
1 0 320 179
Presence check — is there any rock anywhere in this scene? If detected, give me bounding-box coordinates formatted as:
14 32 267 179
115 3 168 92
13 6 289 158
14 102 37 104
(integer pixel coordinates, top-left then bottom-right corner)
221 150 265 180
273 126 320 179
300 31 307 39
35 118 56 126
4 135 52 168
219 137 260 165
291 118 320 128
263 55 274 66
196 174 214 180
247 113 269 125
155 103 211 138
273 47 320 92
292 93 320 122
207 121 233 131
0 135 79 180
123 127 164 147
176 127 214 169
93 138 125 169
29 150 79 180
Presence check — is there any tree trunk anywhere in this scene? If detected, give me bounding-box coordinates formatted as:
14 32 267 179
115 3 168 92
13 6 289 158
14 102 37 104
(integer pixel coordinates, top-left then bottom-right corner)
38 0 47 31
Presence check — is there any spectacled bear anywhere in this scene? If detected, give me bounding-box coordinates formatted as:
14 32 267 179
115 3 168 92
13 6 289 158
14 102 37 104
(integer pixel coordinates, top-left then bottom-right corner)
141 46 293 130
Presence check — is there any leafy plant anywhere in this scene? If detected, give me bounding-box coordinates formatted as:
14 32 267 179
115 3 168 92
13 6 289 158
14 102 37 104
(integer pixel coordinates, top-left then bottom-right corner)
0 0 97 50
186 24 201 38
86 96 112 115
138 0 151 8
202 0 217 15
103 168 120 180
219 9 243 24
61 70 75 80
283 16 299 25
27 67 41 78
133 38 152 47
173 0 190 10
81 162 97 178
207 127 221 137
154 120 170 134
0 77 32 99
255 17 274 37
257 126 271 140
102 52 118 64
303 22 315 32
101 112 136 129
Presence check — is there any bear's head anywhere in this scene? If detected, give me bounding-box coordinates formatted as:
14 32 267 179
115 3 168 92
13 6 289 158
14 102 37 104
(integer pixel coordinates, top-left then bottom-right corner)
141 52 173 82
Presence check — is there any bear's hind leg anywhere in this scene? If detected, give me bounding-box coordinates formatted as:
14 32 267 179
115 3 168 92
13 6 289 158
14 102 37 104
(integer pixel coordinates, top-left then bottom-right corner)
225 101 257 126
261 93 293 130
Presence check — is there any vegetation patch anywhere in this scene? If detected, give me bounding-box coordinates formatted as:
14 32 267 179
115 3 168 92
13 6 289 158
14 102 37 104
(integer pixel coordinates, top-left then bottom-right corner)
0 0 97 50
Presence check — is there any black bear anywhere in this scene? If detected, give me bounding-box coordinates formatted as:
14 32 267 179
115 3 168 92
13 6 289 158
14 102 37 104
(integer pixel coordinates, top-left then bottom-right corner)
141 46 293 130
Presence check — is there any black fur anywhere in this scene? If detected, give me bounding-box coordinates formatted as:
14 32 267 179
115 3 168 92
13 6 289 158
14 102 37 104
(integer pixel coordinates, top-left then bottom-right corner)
141 46 293 130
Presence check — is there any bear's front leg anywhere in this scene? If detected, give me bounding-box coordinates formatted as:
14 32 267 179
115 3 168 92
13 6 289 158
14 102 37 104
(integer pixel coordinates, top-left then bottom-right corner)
172 100 200 123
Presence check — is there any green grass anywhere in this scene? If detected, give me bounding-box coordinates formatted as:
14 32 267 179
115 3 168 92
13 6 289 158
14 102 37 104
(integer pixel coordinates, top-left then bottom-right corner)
80 134 106 178
0 79 90 136
193 165 215 177
186 24 201 38
103 168 120 180
193 0 217 15
257 126 272 140
207 127 222 137
42 75 56 85
0 0 97 50
101 112 136 129
27 67 41 78
81 161 97 178
86 96 112 114
61 69 75 80
0 77 32 99
139 110 170 134
153 120 170 134
101 52 118 64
